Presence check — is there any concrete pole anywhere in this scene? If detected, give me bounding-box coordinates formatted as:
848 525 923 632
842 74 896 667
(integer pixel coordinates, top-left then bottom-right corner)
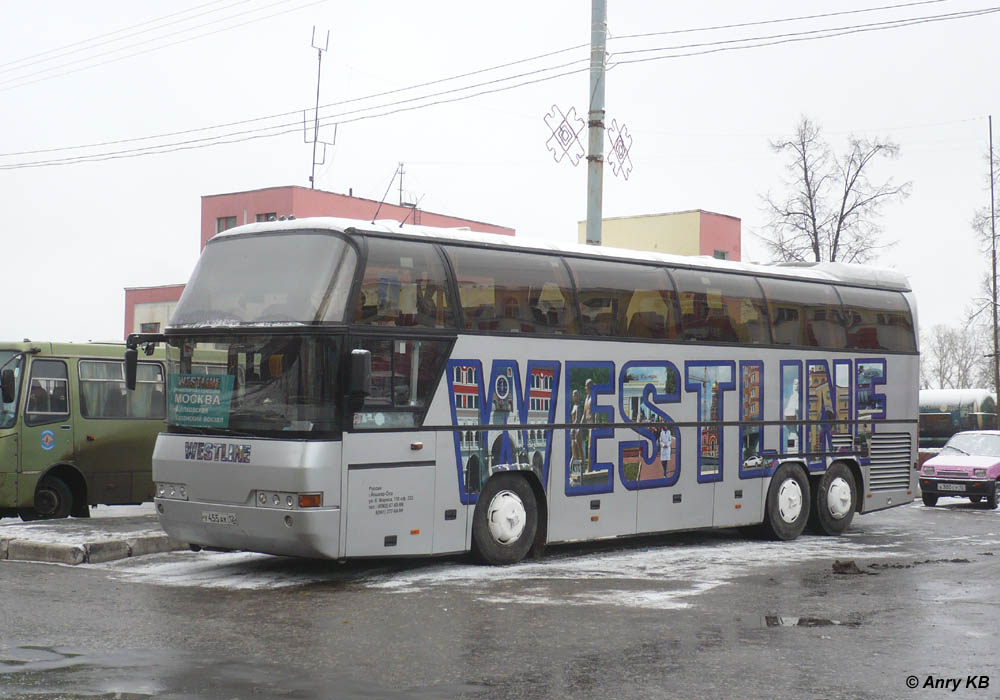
585 0 607 246
990 115 997 405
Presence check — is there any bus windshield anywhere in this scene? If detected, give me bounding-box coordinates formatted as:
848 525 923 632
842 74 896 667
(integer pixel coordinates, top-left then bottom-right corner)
0 351 24 429
167 335 343 437
171 231 358 327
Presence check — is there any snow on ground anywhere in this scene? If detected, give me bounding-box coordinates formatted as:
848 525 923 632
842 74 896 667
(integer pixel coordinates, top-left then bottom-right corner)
91 528 916 609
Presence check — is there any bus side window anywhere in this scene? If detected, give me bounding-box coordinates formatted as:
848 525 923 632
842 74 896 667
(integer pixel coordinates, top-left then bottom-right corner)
25 359 69 427
673 269 771 345
354 238 455 329
838 286 916 352
353 338 449 425
444 245 577 335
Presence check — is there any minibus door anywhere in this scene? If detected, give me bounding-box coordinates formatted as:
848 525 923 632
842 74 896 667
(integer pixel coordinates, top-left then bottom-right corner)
19 359 74 506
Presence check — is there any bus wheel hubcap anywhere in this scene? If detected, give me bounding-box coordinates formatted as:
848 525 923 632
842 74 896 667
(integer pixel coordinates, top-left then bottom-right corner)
486 490 526 545
826 477 852 520
777 478 803 524
36 489 57 515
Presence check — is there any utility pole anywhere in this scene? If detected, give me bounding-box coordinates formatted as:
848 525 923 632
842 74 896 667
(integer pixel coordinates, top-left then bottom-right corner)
991 115 998 403
584 0 607 246
398 162 405 206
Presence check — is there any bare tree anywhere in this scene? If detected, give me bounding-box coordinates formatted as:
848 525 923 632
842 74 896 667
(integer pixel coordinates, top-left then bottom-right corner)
921 313 991 390
759 116 910 264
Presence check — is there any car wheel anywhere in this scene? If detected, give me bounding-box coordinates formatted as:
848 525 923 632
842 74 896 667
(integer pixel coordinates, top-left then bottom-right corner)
472 474 538 565
35 476 72 519
809 462 856 536
921 492 938 507
987 481 999 510
763 463 810 541
969 495 982 504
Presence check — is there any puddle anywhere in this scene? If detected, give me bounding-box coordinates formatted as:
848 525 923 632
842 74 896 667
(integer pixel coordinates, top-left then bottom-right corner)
763 615 862 628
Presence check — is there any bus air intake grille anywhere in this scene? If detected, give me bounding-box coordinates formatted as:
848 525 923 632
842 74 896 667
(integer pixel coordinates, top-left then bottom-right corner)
868 432 912 491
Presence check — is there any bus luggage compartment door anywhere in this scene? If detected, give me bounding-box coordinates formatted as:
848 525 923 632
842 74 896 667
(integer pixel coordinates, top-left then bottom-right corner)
343 432 436 557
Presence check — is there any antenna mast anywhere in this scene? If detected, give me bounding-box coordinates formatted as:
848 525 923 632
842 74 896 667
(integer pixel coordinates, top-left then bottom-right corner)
304 27 336 189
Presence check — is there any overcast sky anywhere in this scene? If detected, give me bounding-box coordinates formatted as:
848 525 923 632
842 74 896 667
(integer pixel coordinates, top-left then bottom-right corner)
2 0 997 343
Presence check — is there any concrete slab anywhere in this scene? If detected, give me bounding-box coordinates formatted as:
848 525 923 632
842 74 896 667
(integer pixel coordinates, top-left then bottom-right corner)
6 539 86 565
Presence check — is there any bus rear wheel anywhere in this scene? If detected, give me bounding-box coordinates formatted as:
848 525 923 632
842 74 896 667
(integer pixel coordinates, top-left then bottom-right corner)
763 463 810 541
809 463 857 536
472 474 537 565
35 476 73 519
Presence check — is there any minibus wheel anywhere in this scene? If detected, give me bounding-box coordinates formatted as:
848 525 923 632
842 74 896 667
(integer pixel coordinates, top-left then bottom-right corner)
35 476 72 519
763 463 810 541
472 474 537 565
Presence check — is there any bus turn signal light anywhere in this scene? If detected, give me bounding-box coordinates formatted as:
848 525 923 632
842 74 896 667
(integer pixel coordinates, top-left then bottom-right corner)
298 493 322 508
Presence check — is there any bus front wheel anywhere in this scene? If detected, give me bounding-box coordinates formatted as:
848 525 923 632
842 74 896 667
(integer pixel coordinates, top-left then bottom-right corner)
809 463 857 536
763 463 810 541
472 474 538 565
35 476 73 519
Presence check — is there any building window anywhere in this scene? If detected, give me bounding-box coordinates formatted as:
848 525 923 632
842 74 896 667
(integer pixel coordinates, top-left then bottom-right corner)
140 322 160 333
216 216 238 234
713 250 729 260
256 212 278 222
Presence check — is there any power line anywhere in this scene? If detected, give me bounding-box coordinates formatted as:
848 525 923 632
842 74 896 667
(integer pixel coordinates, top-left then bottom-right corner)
1 1 994 170
0 0 961 156
0 0 329 93
0 0 237 71
609 5 1000 64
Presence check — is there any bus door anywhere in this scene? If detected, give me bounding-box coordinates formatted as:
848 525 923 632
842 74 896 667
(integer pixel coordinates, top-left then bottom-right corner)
75 359 164 505
19 358 74 499
342 430 438 557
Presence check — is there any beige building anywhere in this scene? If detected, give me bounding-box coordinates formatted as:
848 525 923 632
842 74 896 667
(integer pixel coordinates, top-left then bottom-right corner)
577 210 741 261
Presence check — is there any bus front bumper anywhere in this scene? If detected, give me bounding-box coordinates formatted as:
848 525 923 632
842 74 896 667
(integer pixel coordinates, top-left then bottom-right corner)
156 498 342 560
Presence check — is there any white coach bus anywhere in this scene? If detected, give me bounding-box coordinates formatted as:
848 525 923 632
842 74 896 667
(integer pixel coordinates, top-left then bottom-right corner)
126 217 918 565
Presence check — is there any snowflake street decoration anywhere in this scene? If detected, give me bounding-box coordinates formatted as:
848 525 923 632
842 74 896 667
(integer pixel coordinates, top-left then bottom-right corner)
543 105 586 167
607 118 634 180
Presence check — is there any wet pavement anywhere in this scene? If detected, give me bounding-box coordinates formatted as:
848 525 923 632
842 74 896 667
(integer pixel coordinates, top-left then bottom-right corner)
1 498 998 699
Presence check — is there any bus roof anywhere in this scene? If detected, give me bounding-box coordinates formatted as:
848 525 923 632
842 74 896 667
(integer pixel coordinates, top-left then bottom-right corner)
0 340 130 358
212 216 913 292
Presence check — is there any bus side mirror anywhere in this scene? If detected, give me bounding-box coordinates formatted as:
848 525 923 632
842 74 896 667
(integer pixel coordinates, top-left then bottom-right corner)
1 369 14 403
347 349 371 411
124 348 138 391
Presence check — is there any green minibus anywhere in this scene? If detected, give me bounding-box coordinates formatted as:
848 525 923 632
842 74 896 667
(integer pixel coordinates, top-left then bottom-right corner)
1 340 165 520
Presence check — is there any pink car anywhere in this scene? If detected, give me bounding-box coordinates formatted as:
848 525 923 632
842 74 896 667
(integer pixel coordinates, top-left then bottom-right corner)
919 430 1000 508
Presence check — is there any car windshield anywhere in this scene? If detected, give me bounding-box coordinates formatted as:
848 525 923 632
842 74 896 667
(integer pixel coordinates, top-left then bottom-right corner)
171 230 358 327
941 432 1000 458
0 351 24 429
167 334 343 438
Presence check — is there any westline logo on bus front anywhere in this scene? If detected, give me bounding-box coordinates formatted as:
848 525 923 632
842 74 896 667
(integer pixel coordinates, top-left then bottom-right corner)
447 355 887 502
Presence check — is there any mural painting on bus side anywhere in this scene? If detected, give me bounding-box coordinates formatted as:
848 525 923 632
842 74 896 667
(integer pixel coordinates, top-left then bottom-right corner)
566 363 613 489
685 362 735 482
447 359 560 504
856 360 886 458
618 362 680 488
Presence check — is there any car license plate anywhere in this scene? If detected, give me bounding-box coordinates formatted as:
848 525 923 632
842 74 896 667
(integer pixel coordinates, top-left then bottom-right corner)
202 510 238 525
938 483 965 492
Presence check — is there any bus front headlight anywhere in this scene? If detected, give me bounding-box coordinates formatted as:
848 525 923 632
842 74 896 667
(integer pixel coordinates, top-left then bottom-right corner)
156 482 189 501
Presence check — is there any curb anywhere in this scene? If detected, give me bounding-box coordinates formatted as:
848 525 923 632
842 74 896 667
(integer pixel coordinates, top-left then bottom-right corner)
0 534 188 565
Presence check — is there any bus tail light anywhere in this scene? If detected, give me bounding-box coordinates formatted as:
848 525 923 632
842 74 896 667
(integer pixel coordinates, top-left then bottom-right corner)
298 493 322 508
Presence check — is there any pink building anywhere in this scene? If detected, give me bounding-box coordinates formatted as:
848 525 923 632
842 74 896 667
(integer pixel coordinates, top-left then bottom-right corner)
124 185 515 337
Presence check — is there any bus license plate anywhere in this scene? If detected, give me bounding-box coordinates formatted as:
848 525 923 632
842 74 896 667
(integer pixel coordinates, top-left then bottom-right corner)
202 511 238 525
938 483 965 492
